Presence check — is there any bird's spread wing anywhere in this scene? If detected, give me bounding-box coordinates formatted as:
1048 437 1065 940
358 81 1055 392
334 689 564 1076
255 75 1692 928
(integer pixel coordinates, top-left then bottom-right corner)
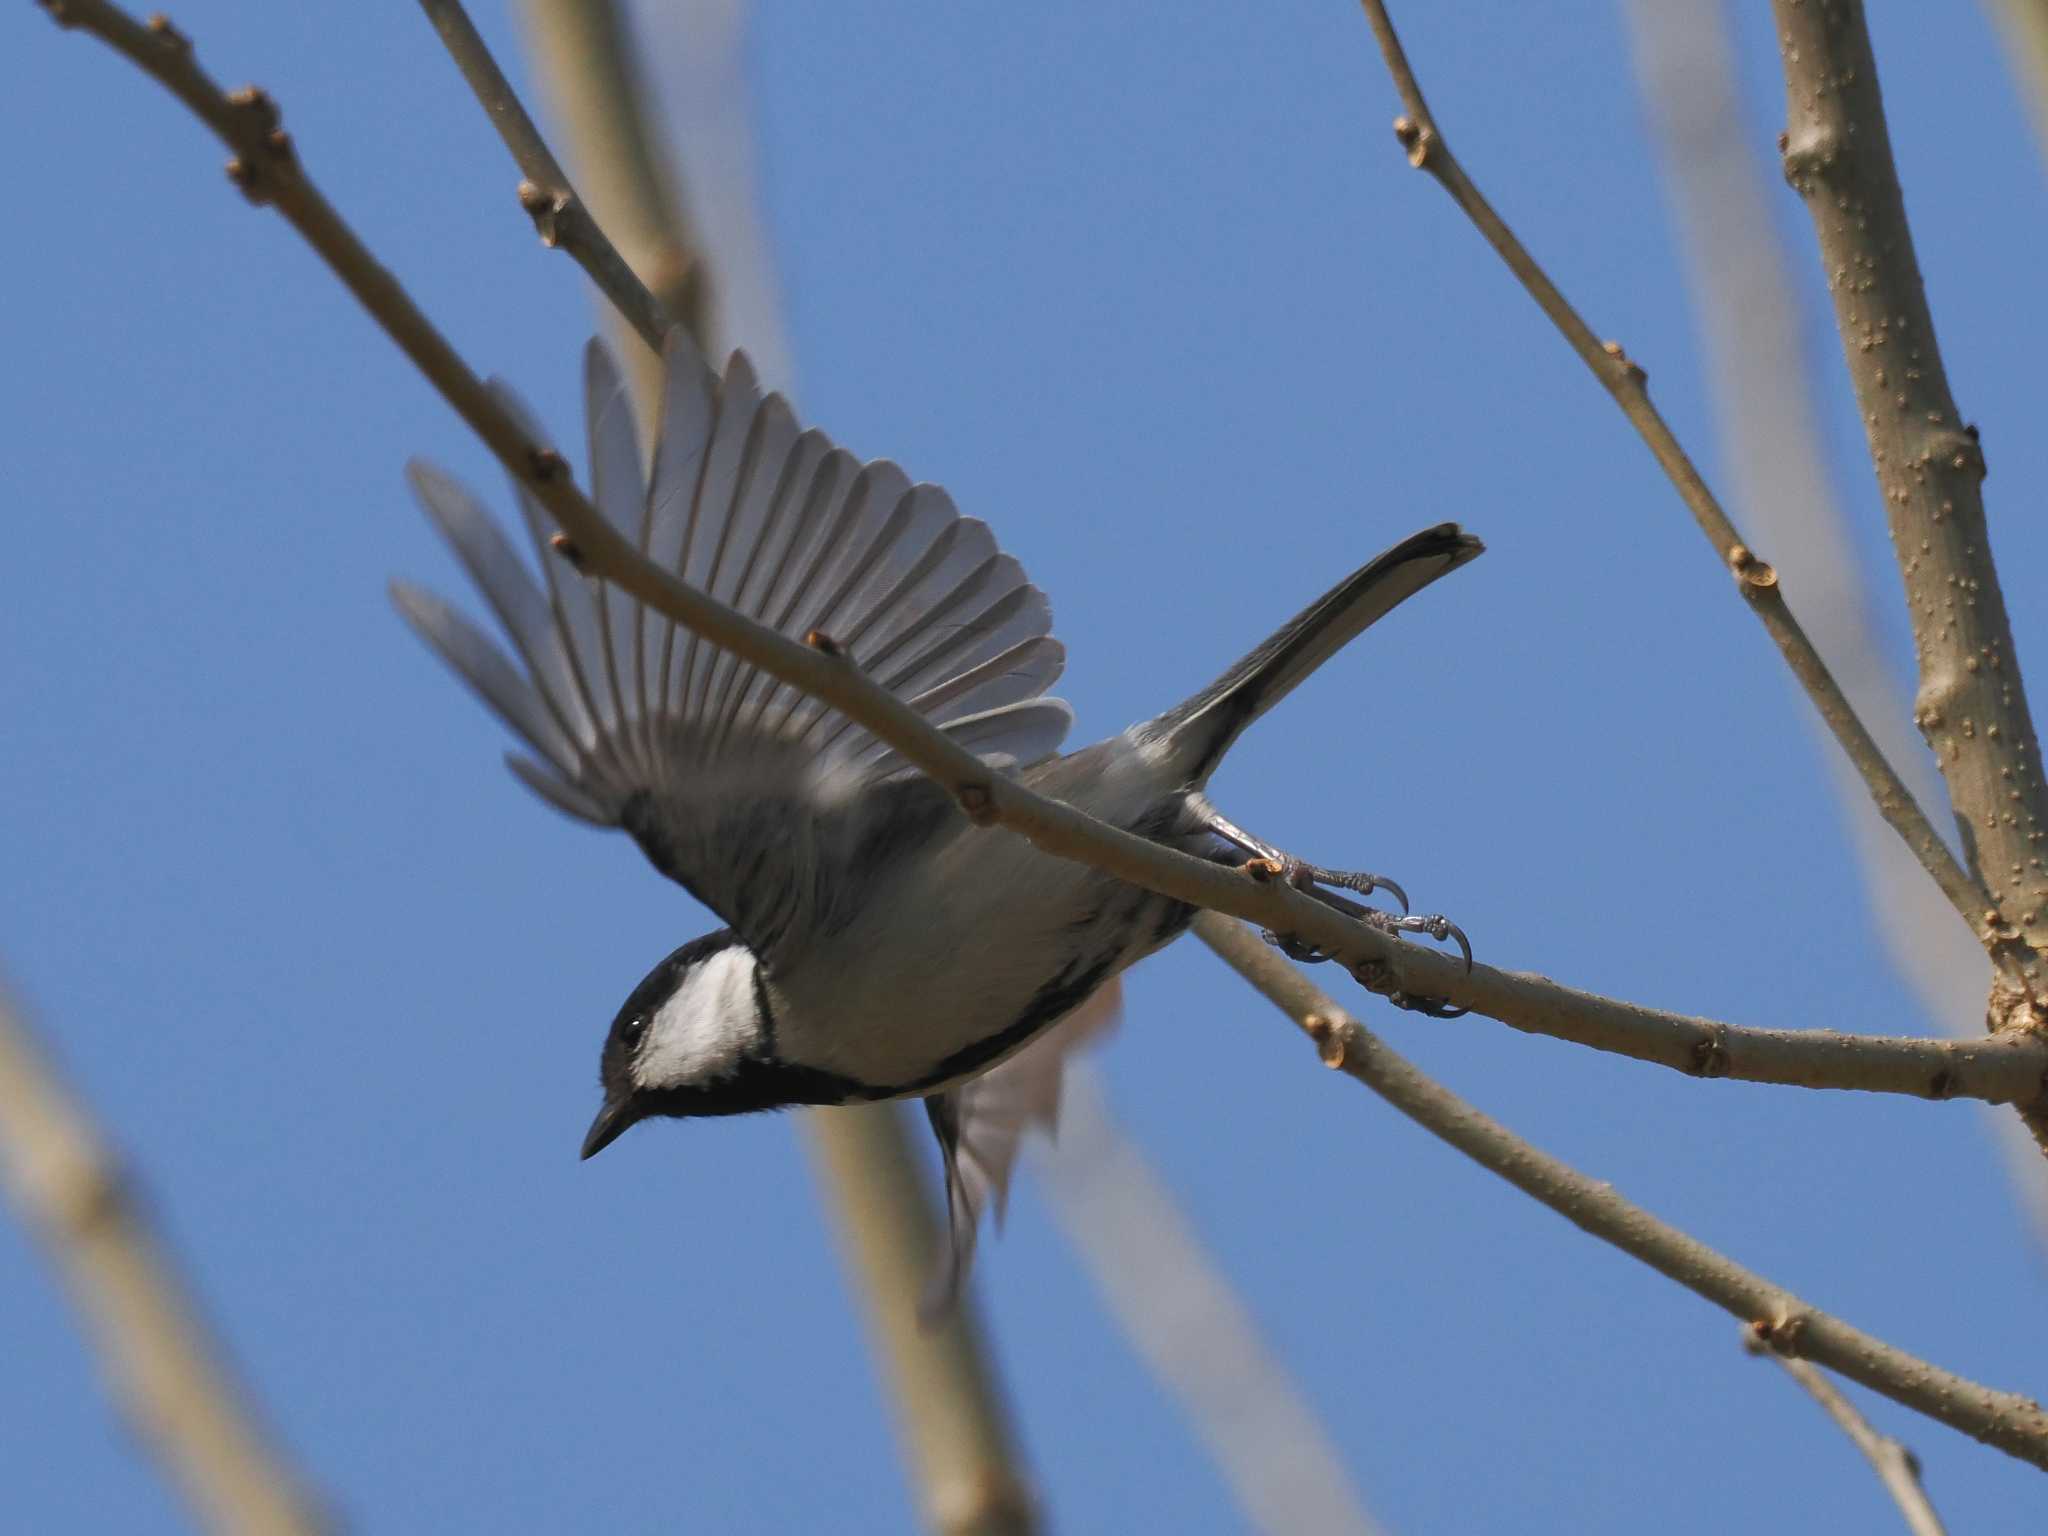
921 976 1124 1317
394 332 1073 954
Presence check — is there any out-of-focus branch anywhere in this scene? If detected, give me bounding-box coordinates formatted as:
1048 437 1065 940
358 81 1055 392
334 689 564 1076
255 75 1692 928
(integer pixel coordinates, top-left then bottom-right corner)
1621 0 2048 1240
499 7 1038 1529
1351 0 2015 986
0 982 326 1535
413 0 669 355
1771 3 2048 1007
42 0 2048 1124
806 1109 1036 1535
519 0 715 429
1982 0 2048 169
1744 1332 1949 1536
1193 912 2048 1473
1038 1069 1383 1536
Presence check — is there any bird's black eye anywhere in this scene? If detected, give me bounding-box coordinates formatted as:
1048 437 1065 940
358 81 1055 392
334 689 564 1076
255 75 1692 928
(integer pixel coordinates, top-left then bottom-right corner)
620 1015 647 1048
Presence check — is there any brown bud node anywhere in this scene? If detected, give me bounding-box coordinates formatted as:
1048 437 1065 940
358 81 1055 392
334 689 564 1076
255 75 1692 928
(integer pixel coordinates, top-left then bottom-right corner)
1726 544 1779 592
1242 856 1285 883
1303 1016 1348 1070
225 85 280 133
1749 1314 1808 1355
955 783 997 825
548 533 586 571
803 629 846 657
145 14 191 52
1391 115 1431 168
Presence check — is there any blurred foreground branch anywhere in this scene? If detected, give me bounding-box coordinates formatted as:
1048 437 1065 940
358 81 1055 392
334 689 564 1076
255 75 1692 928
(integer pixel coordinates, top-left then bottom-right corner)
1192 913 2048 1472
0 982 325 1535
807 1109 1036 1535
1038 1070 1383 1536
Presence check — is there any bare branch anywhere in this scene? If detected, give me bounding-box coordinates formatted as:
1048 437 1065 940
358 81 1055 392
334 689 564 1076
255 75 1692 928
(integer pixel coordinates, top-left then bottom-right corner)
413 0 670 355
1621 0 2048 1233
806 1108 1037 1536
1982 0 2048 168
519 0 716 423
0 982 326 1534
1351 0 2011 979
1771 1 2048 1005
39 0 2048 1123
1192 912 2048 1473
1744 1335 1949 1536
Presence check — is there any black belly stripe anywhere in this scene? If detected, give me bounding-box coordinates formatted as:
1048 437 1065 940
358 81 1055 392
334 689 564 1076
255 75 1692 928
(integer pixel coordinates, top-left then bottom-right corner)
901 944 1126 1095
752 964 780 1057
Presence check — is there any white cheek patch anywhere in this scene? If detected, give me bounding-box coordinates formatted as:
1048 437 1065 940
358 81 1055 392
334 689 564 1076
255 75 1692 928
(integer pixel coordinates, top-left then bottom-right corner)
635 946 761 1089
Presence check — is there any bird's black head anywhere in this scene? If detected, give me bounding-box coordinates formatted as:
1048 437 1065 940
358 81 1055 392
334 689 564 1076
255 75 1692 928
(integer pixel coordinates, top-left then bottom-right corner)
580 929 763 1159
578 930 870 1160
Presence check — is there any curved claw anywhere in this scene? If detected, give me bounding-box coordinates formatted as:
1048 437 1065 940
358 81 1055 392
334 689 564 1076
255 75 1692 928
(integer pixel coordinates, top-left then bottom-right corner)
1302 864 1409 916
1363 872 1410 916
1434 917 1473 973
1365 911 1475 975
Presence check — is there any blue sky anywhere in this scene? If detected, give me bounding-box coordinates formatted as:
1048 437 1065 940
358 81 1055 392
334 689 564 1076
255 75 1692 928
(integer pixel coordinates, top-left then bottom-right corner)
6 1 2046 1529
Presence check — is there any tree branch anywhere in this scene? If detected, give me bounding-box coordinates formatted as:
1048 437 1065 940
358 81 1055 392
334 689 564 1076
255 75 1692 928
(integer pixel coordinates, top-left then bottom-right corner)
37 0 2048 1122
518 0 715 426
1192 911 2048 1473
805 1109 1037 1536
0 982 326 1534
1621 0 2048 1231
1771 1 2048 1008
1744 1334 1949 1536
413 0 670 357
1351 0 2014 983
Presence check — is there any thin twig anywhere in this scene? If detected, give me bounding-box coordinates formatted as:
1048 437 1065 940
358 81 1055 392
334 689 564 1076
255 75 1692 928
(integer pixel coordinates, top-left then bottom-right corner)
519 0 715 425
1192 911 2048 1473
0 982 326 1535
1352 0 2013 983
1770 2 2048 1011
1743 1334 1949 1536
36 0 2048 1120
413 0 669 355
805 1108 1037 1536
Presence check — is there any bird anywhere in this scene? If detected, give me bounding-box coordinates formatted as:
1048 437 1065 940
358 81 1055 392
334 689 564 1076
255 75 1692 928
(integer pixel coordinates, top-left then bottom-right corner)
392 327 1482 1309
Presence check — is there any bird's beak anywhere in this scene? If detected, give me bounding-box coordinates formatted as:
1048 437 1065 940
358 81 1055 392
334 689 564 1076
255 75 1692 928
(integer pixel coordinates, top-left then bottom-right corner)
580 1094 641 1160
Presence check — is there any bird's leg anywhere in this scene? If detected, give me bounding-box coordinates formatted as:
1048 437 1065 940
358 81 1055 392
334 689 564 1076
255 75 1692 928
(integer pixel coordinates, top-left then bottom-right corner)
1192 799 1410 914
1186 796 1472 986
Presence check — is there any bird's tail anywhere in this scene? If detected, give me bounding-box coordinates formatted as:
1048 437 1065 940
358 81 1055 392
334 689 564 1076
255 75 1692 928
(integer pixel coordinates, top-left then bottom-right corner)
1136 522 1483 784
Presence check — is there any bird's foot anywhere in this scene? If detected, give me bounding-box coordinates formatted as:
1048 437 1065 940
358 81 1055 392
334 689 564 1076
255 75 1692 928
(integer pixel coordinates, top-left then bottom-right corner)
1254 877 1473 1016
